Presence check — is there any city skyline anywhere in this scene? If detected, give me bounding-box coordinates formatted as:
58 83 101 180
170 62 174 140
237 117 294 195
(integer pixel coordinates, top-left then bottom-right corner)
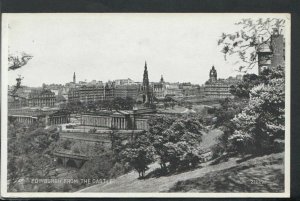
3 13 282 87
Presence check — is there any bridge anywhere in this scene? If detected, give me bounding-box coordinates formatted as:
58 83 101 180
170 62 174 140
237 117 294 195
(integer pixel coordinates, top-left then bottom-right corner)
53 151 89 168
55 130 145 168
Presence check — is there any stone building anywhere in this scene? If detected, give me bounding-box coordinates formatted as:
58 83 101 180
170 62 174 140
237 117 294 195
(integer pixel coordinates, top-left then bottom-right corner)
104 83 115 101
204 66 241 99
114 78 135 86
67 77 139 103
257 28 285 74
179 82 203 97
78 85 105 103
164 83 183 97
46 110 71 125
114 84 139 99
153 75 165 99
80 108 156 131
68 88 80 103
68 85 105 103
28 89 56 107
8 107 70 126
152 75 184 99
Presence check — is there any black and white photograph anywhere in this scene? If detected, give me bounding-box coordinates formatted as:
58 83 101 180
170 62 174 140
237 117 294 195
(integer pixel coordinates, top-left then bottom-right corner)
1 13 290 198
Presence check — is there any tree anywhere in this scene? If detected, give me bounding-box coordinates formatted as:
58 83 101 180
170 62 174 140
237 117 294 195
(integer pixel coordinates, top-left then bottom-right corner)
121 133 154 178
78 151 115 182
7 121 59 191
147 115 176 169
214 18 286 158
218 18 285 72
148 115 204 171
212 66 285 158
228 66 285 155
230 74 260 98
213 98 248 127
111 97 135 110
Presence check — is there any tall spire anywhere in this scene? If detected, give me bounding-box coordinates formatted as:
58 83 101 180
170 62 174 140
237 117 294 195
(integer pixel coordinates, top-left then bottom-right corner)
143 61 149 86
142 61 151 104
73 72 76 83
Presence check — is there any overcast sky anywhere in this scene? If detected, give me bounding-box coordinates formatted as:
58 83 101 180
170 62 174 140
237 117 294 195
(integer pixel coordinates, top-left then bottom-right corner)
4 13 287 87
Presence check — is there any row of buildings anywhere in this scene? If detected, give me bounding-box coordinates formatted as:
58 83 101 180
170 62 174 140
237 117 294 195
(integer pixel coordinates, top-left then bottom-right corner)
8 28 284 109
67 63 204 104
8 64 241 109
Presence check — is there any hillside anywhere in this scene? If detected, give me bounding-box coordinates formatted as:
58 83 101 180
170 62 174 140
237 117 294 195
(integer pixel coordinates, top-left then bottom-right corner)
169 153 284 192
79 152 284 193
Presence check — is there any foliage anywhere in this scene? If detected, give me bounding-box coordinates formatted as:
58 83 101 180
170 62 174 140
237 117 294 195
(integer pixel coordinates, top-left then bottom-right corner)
218 18 285 72
214 66 285 157
66 97 136 113
63 101 83 113
212 98 248 127
109 162 130 178
230 67 284 98
121 133 154 178
112 97 135 110
230 74 260 98
229 68 285 155
8 51 33 71
212 65 285 158
58 139 73 150
77 151 115 181
148 114 204 171
7 122 59 191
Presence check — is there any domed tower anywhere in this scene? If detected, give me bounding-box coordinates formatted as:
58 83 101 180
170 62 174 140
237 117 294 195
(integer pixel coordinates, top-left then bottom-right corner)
209 66 217 82
160 75 165 83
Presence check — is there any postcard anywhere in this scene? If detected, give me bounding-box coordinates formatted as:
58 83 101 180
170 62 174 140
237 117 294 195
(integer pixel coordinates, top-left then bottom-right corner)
1 13 290 198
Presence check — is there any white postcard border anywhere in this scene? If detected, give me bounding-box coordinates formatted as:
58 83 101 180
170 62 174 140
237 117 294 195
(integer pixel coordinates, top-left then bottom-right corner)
1 13 291 198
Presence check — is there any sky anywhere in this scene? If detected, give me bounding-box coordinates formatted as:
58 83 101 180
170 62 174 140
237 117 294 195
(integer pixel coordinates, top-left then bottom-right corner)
3 13 287 87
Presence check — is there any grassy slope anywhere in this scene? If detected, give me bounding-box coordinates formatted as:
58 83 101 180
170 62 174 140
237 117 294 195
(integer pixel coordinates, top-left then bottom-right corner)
79 128 284 193
80 152 284 193
169 153 284 192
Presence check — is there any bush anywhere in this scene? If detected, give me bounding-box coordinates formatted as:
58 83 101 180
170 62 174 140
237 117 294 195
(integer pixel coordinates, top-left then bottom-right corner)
109 162 127 178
